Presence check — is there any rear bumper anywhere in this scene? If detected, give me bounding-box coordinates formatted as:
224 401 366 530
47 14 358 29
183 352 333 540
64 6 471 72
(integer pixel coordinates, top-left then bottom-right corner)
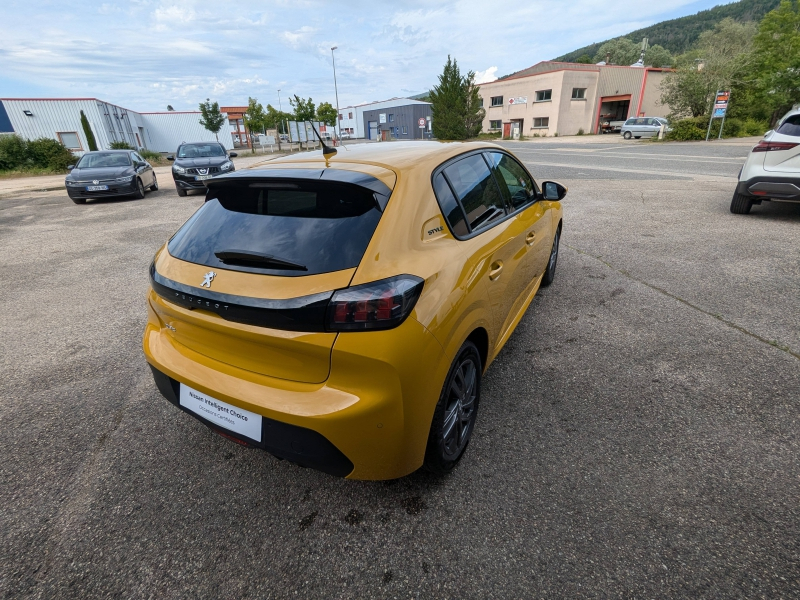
737 176 800 202
143 294 448 480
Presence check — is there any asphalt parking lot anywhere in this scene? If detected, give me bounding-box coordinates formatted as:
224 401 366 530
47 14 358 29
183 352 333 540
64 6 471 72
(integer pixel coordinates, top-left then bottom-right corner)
1 139 798 599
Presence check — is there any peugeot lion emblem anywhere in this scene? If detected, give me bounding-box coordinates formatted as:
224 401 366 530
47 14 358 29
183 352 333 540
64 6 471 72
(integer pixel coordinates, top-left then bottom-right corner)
201 271 216 288
93 180 99 184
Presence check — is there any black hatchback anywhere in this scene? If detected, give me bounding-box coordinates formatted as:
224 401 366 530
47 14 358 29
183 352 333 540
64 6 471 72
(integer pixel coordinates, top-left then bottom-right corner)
168 142 237 196
65 150 157 204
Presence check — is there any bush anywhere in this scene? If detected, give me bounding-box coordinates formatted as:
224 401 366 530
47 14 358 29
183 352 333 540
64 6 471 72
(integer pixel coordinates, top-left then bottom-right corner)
138 148 162 161
26 137 77 170
0 135 28 170
665 117 707 141
0 135 75 171
109 141 134 150
577 128 585 136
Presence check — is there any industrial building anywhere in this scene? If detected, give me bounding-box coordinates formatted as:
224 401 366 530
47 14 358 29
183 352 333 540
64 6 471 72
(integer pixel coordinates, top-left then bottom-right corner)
0 98 235 154
477 61 672 138
337 98 431 139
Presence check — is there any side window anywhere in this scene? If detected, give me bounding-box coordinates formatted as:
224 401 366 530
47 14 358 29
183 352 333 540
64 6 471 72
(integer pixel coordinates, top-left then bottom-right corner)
487 152 536 210
130 152 139 164
625 119 634 126
432 173 468 237
443 154 507 233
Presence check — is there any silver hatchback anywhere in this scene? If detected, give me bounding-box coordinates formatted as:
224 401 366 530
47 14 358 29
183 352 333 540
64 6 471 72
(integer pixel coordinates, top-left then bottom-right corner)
621 117 669 139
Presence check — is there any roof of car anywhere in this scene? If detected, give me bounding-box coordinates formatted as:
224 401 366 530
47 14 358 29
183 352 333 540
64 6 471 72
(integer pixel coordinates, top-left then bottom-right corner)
255 141 502 172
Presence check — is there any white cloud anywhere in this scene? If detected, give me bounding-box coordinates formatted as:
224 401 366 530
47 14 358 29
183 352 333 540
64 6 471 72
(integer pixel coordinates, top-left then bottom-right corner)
474 67 498 84
0 0 725 111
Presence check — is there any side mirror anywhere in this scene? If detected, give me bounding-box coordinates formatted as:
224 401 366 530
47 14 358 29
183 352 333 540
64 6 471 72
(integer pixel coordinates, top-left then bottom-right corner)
541 181 567 201
67 164 75 170
167 155 175 161
229 152 238 158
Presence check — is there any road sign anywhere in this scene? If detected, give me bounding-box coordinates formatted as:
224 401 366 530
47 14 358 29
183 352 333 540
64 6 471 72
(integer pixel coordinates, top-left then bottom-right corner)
706 90 731 140
418 118 426 128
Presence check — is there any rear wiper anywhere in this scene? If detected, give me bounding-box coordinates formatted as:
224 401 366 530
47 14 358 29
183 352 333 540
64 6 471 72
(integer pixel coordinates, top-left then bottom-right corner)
214 250 308 271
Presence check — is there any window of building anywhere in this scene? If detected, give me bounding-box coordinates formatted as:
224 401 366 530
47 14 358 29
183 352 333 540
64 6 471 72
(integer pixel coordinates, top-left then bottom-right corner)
489 120 502 130
339 114 343 120
571 88 586 100
57 132 82 150
388 114 394 122
535 90 552 102
533 117 550 128
490 96 504 107
479 97 484 107
348 112 353 119
402 126 408 134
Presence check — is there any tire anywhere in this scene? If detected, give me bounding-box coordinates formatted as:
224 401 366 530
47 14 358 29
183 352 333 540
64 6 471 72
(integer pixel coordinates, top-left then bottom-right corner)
623 131 632 140
150 175 158 191
541 225 561 287
424 340 482 474
176 186 187 197
730 191 754 214
71 197 86 204
133 178 146 199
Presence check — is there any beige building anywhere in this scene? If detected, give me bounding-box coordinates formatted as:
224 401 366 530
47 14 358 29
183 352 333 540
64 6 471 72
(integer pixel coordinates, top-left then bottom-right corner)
478 61 671 137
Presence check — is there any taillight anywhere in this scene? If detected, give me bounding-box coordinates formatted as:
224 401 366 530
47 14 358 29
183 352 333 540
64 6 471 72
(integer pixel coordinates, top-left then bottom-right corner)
326 275 424 331
752 141 799 152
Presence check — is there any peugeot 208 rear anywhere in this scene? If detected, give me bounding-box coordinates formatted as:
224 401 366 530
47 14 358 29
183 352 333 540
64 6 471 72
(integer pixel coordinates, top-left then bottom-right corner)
144 142 564 479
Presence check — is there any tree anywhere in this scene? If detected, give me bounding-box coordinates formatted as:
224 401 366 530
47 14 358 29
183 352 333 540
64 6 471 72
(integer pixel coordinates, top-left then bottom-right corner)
167 105 175 111
79 110 98 151
198 99 226 141
464 71 486 138
593 38 641 65
751 0 800 125
430 56 468 139
264 104 293 133
574 54 594 64
644 44 673 67
316 102 338 126
660 18 757 118
289 95 316 122
243 97 266 153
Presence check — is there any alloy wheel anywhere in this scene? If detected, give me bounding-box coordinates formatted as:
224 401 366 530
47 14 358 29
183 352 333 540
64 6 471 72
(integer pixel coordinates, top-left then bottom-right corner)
442 356 478 458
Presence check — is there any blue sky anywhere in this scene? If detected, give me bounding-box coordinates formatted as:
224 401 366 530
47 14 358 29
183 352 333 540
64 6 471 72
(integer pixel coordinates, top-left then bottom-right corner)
0 0 734 112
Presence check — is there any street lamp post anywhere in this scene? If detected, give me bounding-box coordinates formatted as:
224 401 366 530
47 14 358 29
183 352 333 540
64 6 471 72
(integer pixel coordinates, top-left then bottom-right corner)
277 89 282 112
331 46 341 144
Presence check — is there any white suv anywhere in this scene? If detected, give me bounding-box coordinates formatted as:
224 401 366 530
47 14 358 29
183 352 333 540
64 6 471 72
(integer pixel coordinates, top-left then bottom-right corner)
732 108 800 214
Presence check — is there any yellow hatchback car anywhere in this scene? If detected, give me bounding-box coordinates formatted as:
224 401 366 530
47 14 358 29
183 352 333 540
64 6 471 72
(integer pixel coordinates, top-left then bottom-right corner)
144 141 565 479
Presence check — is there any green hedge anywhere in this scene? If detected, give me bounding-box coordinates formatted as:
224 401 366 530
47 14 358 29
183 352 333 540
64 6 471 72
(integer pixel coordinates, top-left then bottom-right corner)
0 135 76 171
109 141 134 150
665 116 769 141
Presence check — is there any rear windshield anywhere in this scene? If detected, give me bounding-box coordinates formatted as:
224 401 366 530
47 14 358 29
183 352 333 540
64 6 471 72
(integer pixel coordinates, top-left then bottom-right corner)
76 153 131 168
177 143 226 158
168 180 383 277
776 115 800 137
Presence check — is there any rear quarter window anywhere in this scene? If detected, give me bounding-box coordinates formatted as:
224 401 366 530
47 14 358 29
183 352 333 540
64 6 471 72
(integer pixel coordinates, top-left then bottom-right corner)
776 115 800 137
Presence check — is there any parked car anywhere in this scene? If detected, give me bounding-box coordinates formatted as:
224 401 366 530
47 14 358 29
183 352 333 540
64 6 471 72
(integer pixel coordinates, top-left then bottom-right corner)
143 141 566 479
279 134 290 143
731 109 800 214
65 150 157 204
168 142 237 197
621 117 670 139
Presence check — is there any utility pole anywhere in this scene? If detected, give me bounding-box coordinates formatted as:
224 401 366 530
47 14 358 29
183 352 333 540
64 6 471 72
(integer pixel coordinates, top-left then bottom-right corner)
331 46 341 145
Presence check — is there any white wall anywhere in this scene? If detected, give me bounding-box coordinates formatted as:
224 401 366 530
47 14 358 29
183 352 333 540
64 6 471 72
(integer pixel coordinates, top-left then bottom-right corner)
139 112 234 152
337 98 431 139
1 98 105 154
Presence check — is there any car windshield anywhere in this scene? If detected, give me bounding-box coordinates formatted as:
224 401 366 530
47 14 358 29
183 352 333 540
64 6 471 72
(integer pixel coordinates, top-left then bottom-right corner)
776 115 800 137
76 153 131 168
168 179 384 276
177 144 226 158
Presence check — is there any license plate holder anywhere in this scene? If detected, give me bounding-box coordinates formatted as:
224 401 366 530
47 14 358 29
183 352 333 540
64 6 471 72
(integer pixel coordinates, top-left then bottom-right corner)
194 175 213 181
179 384 262 442
86 185 109 191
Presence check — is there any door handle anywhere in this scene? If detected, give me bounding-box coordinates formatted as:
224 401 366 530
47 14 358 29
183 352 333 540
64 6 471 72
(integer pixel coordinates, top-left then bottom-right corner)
526 231 536 246
488 261 503 281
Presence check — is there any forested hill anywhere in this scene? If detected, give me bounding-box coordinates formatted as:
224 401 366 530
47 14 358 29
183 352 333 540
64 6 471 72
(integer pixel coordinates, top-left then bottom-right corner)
555 0 780 62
